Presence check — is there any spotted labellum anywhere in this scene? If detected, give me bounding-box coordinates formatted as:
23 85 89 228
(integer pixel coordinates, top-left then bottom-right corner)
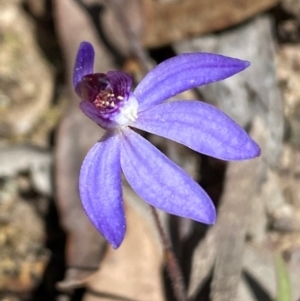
73 41 260 249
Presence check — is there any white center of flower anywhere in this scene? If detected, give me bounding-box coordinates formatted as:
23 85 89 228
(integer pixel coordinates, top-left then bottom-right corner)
112 94 138 127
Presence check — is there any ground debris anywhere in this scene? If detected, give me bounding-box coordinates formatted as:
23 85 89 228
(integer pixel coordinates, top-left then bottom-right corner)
0 178 49 296
0 0 53 139
0 144 52 196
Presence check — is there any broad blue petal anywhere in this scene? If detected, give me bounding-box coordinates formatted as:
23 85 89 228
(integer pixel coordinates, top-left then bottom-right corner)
79 133 125 249
120 129 216 224
132 100 260 161
73 42 95 88
134 53 249 112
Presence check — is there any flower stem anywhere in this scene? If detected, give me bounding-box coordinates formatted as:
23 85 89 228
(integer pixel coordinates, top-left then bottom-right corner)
149 205 187 301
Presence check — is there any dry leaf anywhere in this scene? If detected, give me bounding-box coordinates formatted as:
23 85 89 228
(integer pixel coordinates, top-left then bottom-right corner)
84 203 164 301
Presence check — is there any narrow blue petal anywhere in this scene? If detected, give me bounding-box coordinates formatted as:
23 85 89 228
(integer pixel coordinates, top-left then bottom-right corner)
132 100 260 161
120 129 216 224
134 53 249 112
79 133 125 249
73 42 95 88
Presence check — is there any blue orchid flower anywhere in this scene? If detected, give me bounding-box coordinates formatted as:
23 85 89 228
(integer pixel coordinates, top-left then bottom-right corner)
73 41 260 249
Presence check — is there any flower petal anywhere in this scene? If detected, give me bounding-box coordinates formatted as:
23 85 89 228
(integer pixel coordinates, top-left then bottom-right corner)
73 42 94 88
79 133 125 249
120 129 216 224
79 101 102 124
134 53 249 112
132 100 260 160
106 71 133 98
75 73 110 101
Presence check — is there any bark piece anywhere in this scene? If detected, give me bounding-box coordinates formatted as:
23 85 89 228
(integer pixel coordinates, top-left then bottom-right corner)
210 157 261 301
142 0 279 47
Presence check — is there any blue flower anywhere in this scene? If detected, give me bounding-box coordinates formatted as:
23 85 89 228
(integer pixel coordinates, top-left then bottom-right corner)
73 41 260 249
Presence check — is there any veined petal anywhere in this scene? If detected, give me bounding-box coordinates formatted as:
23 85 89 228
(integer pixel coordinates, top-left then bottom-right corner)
134 53 249 112
120 129 216 224
79 133 125 249
132 100 260 161
76 73 110 101
106 71 133 98
73 42 94 88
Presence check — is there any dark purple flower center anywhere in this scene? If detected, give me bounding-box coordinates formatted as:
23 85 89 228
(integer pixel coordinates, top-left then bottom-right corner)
76 71 138 128
76 73 125 113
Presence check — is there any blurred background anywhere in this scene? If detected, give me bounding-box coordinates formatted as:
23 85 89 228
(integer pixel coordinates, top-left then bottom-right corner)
0 0 300 300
